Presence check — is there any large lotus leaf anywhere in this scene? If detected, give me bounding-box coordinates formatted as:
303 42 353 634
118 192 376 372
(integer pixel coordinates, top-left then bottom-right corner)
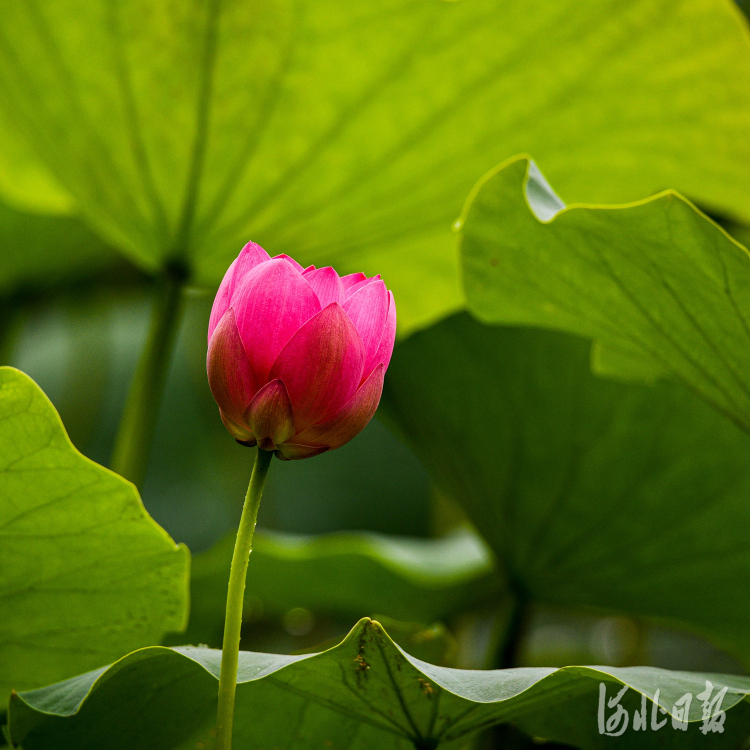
458 156 750 432
380 314 750 666
0 200 123 297
180 527 501 647
2 2 750 332
8 619 750 749
0 367 190 699
0 109 73 215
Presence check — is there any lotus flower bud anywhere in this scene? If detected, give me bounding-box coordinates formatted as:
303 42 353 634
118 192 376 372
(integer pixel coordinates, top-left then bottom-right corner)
207 242 396 460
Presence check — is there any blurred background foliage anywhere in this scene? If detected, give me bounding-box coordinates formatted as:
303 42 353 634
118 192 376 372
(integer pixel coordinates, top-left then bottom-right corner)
4 0 750 746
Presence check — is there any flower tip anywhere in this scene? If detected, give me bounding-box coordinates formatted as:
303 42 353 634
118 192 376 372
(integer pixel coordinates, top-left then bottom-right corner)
272 253 305 272
240 240 267 254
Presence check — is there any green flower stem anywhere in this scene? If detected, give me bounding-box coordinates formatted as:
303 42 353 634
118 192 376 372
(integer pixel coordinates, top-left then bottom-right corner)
110 270 185 486
494 594 529 670
489 594 531 748
0 295 17 365
215 447 274 750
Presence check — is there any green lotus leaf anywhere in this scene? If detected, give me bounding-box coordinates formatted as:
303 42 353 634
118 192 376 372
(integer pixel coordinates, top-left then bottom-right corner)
0 200 124 298
458 156 750 432
381 315 750 666
0 109 73 215
0 367 190 699
179 527 501 647
2 1 750 331
8 618 750 749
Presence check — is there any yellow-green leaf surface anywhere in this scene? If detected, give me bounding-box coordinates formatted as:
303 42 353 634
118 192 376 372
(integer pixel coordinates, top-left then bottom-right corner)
0 200 124 297
382 315 750 666
0 109 73 215
0 368 189 698
9 619 750 749
459 156 750 432
179 527 501 647
1 2 750 332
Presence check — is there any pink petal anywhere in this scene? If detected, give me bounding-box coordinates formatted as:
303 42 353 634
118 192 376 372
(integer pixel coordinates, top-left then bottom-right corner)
228 242 271 302
302 265 316 274
343 279 389 379
273 253 305 272
292 364 384 451
269 302 364 429
221 410 256 445
208 243 270 342
207 309 259 425
345 274 381 299
373 291 397 372
341 272 367 291
303 266 346 307
244 379 296 450
208 257 237 344
233 258 321 383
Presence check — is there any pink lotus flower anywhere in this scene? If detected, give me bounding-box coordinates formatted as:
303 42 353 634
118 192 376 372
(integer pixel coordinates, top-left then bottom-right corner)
207 242 396 460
